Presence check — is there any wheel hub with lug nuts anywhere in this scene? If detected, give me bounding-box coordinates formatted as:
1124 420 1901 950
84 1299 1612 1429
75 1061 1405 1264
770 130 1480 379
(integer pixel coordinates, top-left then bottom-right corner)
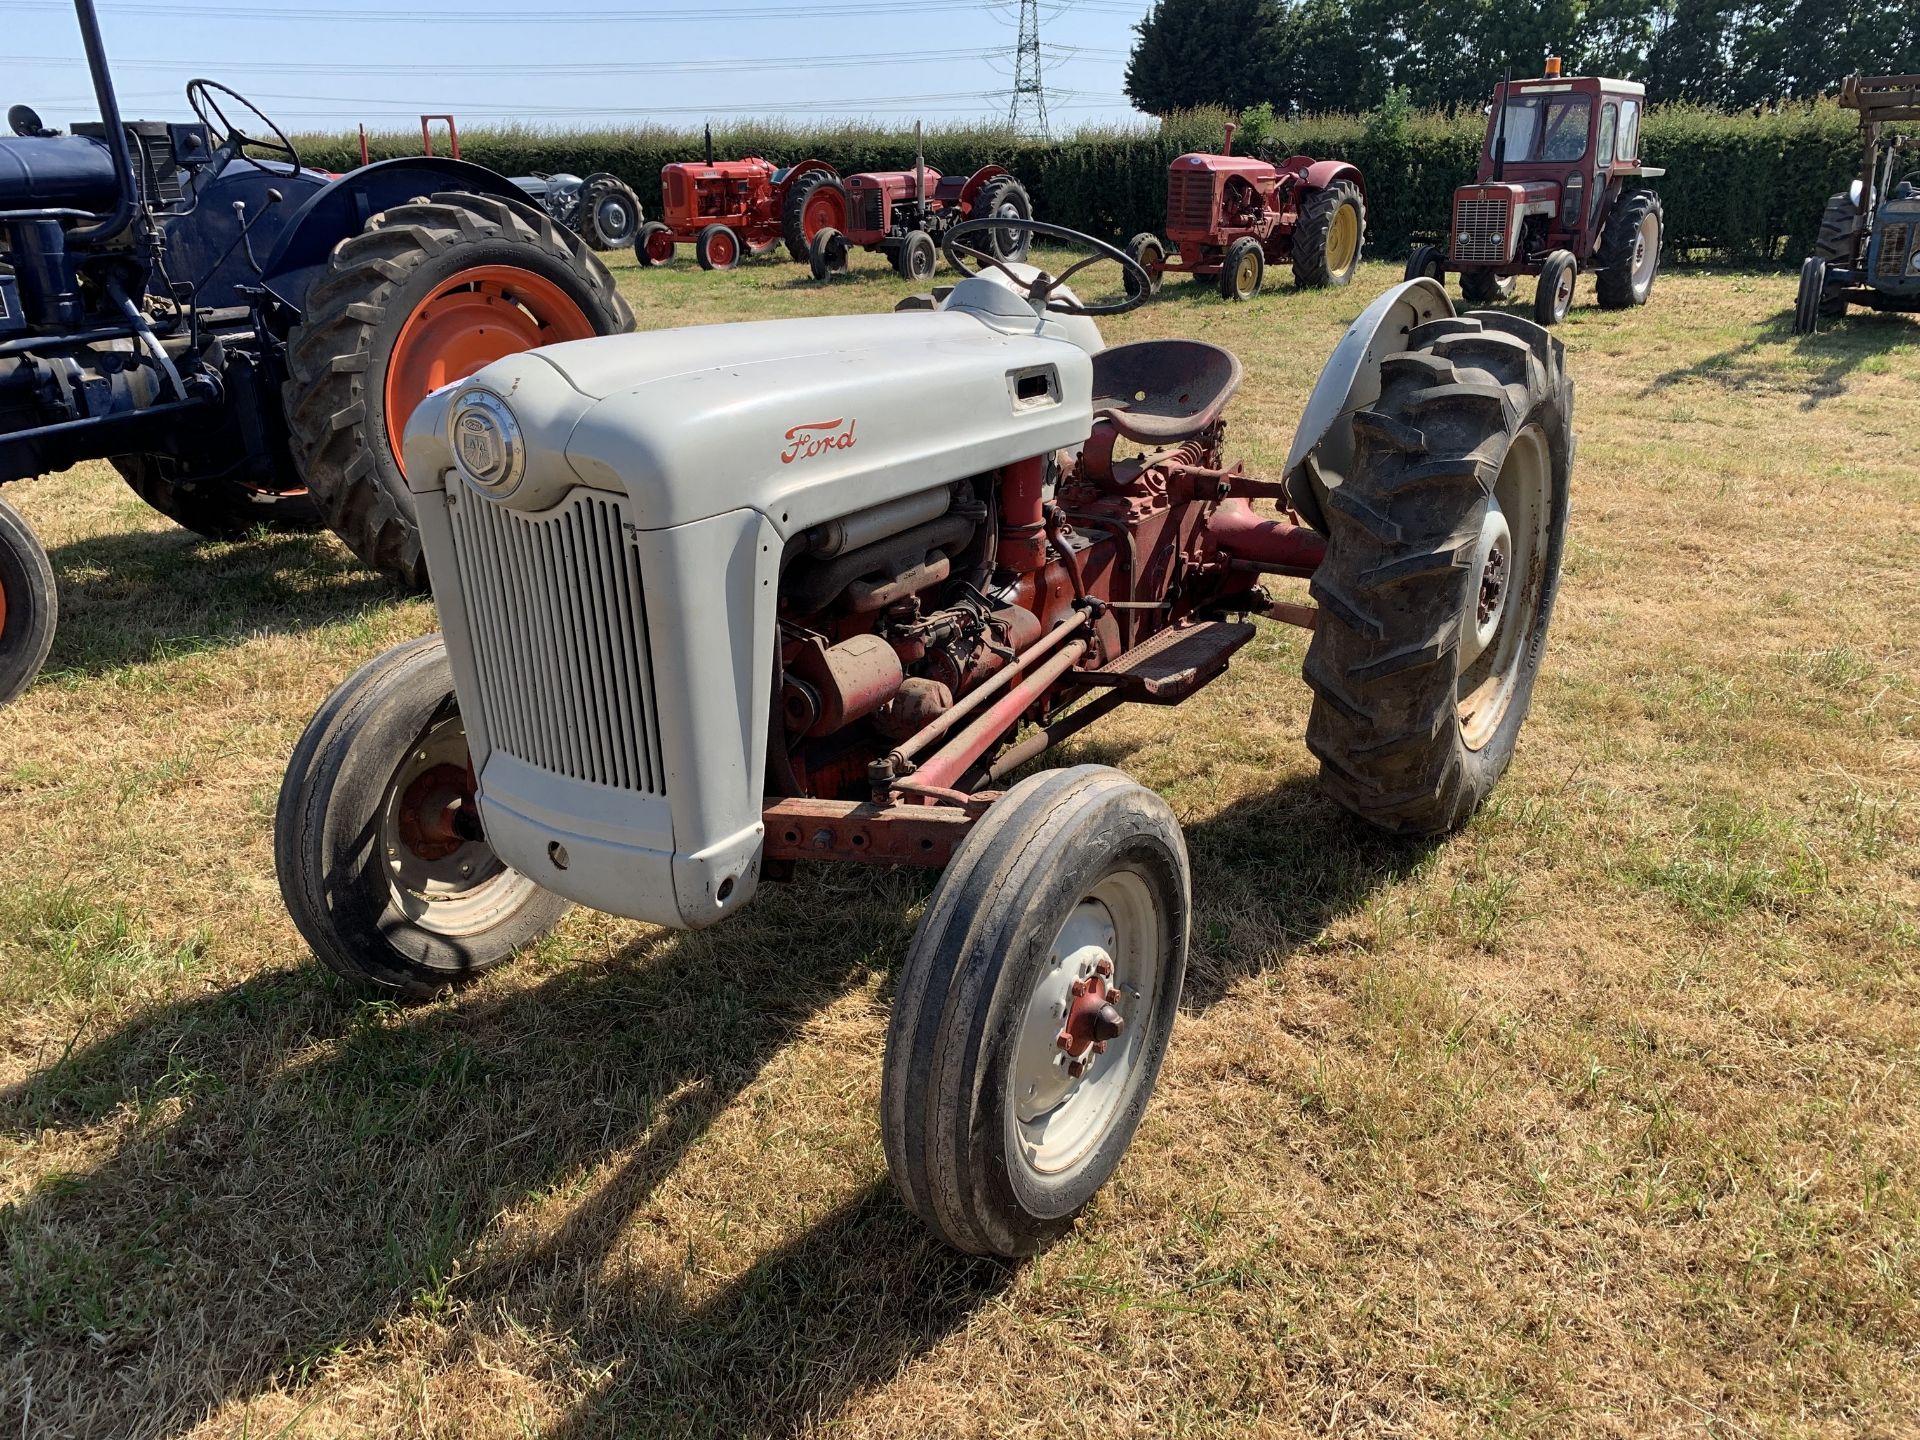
1055 951 1125 1079
1464 497 1512 667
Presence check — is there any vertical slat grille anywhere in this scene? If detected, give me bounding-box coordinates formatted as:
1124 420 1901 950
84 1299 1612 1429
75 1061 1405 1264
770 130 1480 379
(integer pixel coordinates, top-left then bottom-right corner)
1167 170 1215 231
856 186 885 232
1876 222 1911 278
1452 195 1513 263
447 486 667 795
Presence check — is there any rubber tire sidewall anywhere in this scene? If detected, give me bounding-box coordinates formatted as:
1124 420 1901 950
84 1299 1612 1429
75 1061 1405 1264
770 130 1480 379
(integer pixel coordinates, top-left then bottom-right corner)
1534 252 1576 326
1460 269 1512 305
897 229 936 282
882 765 1191 1257
275 633 570 998
1124 232 1165 296
1218 236 1264 301
0 495 56 706
696 224 741 270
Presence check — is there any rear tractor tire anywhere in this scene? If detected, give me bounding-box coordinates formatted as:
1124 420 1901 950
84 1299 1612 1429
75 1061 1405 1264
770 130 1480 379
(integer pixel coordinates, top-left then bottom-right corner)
696 223 742 270
1218 235 1265 301
1123 233 1166 297
283 190 631 591
972 176 1033 262
0 495 56 706
1292 179 1366 288
882 765 1190 1257
782 170 850 262
1460 269 1514 305
275 633 571 999
111 448 320 541
1594 187 1662 309
579 173 642 251
1301 311 1573 836
1808 192 1860 319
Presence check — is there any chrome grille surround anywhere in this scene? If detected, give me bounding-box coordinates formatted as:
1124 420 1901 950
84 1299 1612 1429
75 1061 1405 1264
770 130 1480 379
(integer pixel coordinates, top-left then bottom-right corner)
444 483 668 796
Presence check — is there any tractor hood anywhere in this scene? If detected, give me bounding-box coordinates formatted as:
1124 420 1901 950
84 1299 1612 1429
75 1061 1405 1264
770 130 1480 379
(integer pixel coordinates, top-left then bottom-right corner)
1172 152 1275 180
405 298 1097 538
0 133 118 209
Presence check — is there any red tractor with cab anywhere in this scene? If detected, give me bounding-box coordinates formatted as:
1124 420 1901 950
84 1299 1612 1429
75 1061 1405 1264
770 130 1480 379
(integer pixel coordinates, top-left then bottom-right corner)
1123 122 1367 301
1406 59 1665 326
808 126 1032 282
633 129 847 271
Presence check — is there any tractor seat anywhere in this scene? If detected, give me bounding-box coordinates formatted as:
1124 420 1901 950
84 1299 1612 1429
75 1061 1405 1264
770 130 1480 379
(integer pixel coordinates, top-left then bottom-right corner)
1089 340 1244 445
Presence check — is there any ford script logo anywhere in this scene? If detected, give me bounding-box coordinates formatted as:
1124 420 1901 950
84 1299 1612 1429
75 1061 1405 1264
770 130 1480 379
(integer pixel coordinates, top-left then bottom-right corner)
780 417 858 465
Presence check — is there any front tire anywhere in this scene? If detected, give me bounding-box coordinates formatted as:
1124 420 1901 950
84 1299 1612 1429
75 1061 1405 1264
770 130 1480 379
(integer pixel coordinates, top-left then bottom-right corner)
1123 232 1166 297
634 220 676 267
1460 269 1514 305
579 173 641 250
1405 243 1445 282
1809 192 1859 318
1218 235 1265 301
881 766 1190 1257
808 224 850 281
1594 188 1662 309
696 223 742 270
1534 249 1578 326
1794 257 1829 335
1302 311 1573 835
275 633 570 998
0 495 56 706
895 228 937 281
1292 179 1366 288
283 191 630 591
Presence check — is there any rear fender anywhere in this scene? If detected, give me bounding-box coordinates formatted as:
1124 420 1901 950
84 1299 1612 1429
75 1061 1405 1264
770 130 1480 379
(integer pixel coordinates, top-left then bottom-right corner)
773 158 839 196
1300 159 1364 199
258 156 541 314
956 163 1012 212
1284 278 1454 522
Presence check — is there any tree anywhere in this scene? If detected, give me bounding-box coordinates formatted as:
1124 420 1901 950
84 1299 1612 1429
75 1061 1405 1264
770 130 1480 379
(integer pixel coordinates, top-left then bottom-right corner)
1124 0 1295 114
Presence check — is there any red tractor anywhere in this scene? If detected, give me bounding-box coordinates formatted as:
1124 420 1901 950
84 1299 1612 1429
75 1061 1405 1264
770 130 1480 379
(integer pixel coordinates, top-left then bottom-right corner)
1123 123 1367 301
633 130 847 271
1406 59 1665 326
807 128 1032 281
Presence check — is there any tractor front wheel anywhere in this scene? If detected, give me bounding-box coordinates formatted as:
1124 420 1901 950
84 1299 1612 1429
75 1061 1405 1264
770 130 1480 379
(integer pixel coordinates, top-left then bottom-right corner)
1594 188 1662 309
1302 311 1573 835
1218 235 1265 301
1293 180 1366 288
808 225 850 281
696 223 742 270
881 765 1189 1256
275 633 571 998
0 495 56 706
283 191 630 590
895 229 937 282
1405 243 1445 282
1793 257 1829 335
1533 250 1577 326
1123 233 1166 297
782 170 849 261
1460 269 1514 305
634 220 676 267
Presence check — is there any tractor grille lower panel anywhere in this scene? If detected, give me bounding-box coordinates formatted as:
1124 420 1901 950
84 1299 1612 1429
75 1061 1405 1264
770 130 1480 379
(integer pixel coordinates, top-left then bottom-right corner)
855 187 885 232
446 486 668 796
1877 222 1912 279
1167 171 1214 231
1452 195 1512 264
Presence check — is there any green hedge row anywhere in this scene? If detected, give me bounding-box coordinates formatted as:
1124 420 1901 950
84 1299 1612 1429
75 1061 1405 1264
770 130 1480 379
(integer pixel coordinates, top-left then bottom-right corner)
299 102 1888 264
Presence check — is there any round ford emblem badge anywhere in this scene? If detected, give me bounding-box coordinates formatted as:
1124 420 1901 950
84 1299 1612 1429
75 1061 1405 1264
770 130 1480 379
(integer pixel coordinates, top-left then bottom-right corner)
451 389 523 496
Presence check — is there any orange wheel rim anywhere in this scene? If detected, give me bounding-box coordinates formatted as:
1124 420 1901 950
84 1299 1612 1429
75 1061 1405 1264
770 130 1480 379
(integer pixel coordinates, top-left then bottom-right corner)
382 264 596 469
711 231 737 265
645 228 675 262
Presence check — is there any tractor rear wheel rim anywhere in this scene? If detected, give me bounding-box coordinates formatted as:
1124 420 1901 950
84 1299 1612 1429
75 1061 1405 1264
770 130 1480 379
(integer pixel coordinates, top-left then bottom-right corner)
1458 424 1550 751
1012 869 1163 1177
381 713 538 936
597 195 631 238
1326 202 1359 273
1631 212 1658 295
382 264 595 470
803 190 842 238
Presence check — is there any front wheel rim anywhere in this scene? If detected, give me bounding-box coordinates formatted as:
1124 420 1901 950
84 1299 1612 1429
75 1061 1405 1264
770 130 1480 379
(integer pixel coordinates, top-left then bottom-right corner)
1458 424 1551 751
1236 251 1259 295
1010 868 1164 1178
381 713 539 936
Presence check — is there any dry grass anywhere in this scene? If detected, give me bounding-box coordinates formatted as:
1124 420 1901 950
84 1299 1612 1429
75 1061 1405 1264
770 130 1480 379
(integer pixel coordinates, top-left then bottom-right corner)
2 249 1917 1440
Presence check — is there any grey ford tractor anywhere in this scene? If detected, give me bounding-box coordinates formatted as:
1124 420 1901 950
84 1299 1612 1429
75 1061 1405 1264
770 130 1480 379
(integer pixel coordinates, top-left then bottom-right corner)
1794 74 1920 334
0 0 633 705
277 217 1576 1257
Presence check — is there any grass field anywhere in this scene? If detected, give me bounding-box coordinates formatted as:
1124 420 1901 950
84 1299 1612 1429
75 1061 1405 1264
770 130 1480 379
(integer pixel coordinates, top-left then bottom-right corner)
2 249 1917 1440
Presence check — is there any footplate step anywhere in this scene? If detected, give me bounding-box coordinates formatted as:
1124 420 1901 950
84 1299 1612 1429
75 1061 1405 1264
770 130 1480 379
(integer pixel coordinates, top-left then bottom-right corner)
1071 620 1255 703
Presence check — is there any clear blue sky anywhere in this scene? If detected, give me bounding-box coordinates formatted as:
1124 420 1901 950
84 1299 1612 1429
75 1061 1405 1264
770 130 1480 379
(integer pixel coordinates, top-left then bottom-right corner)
3 0 1155 135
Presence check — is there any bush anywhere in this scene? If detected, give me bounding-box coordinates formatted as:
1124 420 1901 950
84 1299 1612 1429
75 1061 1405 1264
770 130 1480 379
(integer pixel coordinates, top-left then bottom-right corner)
299 101 1894 264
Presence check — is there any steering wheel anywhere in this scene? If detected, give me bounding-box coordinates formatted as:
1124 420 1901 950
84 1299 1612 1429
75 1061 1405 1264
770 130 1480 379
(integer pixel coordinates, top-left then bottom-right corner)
942 217 1150 317
187 79 301 177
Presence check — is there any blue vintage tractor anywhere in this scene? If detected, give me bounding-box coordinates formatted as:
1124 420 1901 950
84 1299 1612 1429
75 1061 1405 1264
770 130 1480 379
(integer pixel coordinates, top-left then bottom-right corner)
1794 74 1920 335
0 0 633 703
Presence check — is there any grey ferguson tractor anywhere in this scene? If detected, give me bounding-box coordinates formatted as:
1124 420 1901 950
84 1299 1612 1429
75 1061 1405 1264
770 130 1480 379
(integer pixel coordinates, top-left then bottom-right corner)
0 0 634 705
1794 74 1920 334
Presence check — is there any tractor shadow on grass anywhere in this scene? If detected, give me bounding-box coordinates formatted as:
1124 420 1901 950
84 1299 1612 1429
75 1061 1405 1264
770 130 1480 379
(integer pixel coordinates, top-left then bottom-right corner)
0 766 1422 1437
39 524 399 679
1642 309 1918 410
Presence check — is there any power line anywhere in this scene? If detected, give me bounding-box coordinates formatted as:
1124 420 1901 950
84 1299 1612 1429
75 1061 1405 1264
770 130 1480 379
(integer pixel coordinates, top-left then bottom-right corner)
1 0 1147 22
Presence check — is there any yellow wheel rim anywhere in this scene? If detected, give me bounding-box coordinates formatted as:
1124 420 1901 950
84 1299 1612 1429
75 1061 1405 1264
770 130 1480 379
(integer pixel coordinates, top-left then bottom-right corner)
1237 252 1259 294
1326 202 1359 274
